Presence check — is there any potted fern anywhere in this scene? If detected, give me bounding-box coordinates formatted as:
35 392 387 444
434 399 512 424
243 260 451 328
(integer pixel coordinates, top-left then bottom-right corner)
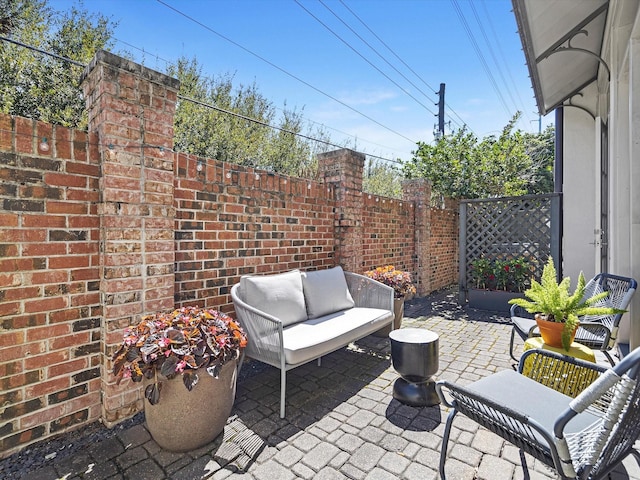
508 258 623 351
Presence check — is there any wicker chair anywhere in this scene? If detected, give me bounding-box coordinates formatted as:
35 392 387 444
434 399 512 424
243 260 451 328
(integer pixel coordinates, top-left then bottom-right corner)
436 348 640 480
509 273 637 365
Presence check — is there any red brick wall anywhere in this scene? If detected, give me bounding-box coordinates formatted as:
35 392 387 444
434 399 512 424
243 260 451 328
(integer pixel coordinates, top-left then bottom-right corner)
429 207 459 290
0 115 102 455
361 194 415 274
0 51 459 459
173 153 335 313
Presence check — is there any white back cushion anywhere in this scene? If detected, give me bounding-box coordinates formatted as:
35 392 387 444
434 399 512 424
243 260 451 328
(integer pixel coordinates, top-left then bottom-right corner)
240 270 308 326
301 266 355 318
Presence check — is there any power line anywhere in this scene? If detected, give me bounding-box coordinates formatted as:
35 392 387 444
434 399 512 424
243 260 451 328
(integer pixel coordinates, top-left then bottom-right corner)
111 36 406 157
113 37 174 70
155 0 416 145
178 94 402 164
292 0 435 118
0 35 405 164
450 0 511 118
468 1 521 122
46 6 414 155
273 106 408 157
294 0 436 116
479 0 533 127
337 0 471 135
0 34 85 66
313 0 439 108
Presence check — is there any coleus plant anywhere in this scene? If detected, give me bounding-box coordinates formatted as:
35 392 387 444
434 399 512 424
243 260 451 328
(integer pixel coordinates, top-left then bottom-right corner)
112 306 248 405
364 265 417 298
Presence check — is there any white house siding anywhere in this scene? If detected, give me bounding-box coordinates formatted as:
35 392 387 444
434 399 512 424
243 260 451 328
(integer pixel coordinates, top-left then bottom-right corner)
561 107 598 283
624 20 640 348
599 0 639 347
559 1 640 348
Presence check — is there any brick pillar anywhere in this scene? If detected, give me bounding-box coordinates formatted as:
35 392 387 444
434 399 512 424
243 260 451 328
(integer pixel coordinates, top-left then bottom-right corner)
402 179 432 295
317 149 364 273
80 51 179 425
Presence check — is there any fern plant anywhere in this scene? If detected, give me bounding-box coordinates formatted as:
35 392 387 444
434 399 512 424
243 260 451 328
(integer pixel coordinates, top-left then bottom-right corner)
509 258 623 350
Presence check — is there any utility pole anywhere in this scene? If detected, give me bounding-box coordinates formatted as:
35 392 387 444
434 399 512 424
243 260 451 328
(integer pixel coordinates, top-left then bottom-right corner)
437 83 445 137
537 114 542 133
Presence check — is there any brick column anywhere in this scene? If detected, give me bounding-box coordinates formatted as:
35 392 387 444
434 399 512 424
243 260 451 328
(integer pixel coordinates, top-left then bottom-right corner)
317 149 364 273
80 51 179 425
402 179 432 295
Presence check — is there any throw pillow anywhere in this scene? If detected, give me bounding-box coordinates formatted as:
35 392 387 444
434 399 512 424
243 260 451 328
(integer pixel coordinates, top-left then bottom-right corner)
240 270 308 327
301 266 355 318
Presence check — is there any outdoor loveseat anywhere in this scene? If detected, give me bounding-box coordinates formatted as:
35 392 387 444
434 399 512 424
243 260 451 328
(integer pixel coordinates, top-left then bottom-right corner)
231 266 394 417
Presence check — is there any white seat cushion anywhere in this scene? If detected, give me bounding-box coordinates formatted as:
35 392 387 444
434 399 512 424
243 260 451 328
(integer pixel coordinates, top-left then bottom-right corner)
282 307 392 365
301 266 355 318
240 270 308 327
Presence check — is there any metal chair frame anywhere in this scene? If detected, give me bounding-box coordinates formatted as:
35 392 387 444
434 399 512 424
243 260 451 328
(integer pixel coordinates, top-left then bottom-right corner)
437 348 640 480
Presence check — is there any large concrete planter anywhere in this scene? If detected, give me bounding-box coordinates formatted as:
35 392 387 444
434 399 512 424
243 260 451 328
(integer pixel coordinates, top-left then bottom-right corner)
144 360 237 452
467 289 524 313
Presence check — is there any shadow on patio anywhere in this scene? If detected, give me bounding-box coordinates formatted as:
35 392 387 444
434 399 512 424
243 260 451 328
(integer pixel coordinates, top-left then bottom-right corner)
2 286 639 480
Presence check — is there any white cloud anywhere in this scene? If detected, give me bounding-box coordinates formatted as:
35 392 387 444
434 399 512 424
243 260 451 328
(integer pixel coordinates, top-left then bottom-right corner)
336 88 398 106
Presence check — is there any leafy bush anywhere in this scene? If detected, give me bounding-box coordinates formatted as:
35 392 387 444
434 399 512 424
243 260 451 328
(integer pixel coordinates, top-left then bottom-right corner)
470 256 531 293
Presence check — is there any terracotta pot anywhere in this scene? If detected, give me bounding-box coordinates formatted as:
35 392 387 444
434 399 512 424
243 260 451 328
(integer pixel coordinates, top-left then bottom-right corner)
144 360 237 452
535 314 577 349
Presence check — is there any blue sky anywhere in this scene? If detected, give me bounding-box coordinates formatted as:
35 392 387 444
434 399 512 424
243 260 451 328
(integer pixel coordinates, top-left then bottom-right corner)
52 0 553 162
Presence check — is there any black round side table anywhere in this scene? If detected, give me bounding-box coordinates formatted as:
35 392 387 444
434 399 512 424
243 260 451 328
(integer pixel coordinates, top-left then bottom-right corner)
389 327 440 407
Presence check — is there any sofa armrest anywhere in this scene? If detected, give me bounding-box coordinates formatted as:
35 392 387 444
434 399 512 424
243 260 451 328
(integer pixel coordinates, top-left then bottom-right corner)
344 272 394 312
231 284 285 368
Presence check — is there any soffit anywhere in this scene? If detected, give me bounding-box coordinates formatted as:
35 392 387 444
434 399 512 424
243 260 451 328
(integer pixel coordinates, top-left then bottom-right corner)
512 0 609 116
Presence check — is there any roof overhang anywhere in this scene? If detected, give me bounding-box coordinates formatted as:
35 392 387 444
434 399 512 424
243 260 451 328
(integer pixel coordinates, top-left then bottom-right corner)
512 0 609 116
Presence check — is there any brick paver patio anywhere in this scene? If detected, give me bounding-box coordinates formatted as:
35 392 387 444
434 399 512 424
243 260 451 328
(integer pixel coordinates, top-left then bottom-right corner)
3 287 639 480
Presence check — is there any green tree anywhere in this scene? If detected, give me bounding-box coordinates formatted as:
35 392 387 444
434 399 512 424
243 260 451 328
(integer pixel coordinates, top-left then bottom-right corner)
522 125 554 194
363 159 402 198
1 2 349 179
169 56 335 178
1 0 31 35
404 113 553 199
0 0 116 128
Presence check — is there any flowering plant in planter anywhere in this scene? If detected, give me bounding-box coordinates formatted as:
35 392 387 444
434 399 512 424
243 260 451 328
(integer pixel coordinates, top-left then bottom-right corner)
112 306 248 405
365 265 417 298
470 256 531 293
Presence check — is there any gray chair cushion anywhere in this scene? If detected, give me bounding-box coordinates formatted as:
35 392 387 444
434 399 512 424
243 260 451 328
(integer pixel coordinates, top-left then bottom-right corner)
512 316 539 338
465 370 601 447
301 266 355 319
240 270 308 327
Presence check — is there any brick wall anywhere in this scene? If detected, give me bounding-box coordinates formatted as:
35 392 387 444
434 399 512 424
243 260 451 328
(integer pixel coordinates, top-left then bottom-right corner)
0 116 102 455
361 193 415 274
0 50 458 458
173 153 335 311
429 207 459 290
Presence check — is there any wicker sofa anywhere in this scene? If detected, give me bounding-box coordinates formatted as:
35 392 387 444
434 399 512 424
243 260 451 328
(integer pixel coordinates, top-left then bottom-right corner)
231 266 394 417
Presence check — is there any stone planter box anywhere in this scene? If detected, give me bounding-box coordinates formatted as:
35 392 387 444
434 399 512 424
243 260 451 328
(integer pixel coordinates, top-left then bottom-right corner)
467 289 524 313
